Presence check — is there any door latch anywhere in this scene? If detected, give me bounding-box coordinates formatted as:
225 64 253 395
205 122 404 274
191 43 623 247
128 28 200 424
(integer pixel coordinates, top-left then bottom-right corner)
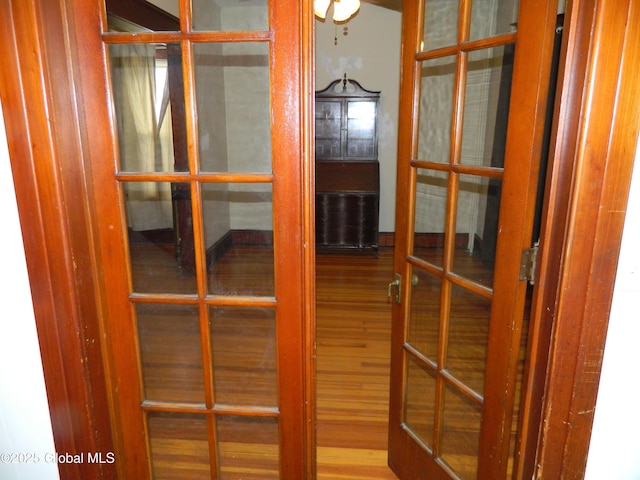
388 273 402 304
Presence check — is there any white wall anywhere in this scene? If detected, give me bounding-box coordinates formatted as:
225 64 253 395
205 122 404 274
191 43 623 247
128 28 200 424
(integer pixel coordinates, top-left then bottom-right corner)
315 3 402 232
0 106 59 479
196 4 274 247
584 137 640 479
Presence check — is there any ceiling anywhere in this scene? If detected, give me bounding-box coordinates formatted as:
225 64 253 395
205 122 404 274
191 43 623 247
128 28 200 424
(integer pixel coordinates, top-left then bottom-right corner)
361 0 402 12
148 0 402 16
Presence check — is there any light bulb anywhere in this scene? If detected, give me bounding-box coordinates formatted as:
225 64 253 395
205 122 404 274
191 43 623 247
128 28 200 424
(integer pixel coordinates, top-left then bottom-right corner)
314 0 331 19
333 0 360 22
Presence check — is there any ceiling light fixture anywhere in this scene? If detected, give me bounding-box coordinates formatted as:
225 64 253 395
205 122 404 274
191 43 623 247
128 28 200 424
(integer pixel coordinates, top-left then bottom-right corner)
314 0 361 22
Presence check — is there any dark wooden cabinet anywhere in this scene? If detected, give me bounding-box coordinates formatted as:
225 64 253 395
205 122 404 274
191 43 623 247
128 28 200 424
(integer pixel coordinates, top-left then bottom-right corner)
315 76 380 253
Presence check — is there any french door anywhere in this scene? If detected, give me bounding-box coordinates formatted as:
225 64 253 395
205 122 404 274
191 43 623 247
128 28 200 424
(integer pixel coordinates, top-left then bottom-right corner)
388 0 558 478
86 1 312 478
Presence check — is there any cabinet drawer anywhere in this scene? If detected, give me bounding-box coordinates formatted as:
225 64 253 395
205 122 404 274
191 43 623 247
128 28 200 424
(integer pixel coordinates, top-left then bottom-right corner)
316 161 379 193
316 193 379 248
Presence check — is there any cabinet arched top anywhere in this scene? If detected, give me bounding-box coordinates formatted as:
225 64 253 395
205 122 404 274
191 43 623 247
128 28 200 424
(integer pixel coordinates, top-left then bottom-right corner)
316 74 380 99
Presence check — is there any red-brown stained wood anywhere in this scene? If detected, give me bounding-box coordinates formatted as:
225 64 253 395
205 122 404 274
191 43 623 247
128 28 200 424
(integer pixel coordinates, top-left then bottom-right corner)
521 0 640 478
2 0 638 479
0 1 115 478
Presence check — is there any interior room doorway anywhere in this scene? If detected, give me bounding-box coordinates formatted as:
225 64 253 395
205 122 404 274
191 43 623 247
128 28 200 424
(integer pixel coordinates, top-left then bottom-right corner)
314 1 562 479
2 0 638 479
313 4 401 478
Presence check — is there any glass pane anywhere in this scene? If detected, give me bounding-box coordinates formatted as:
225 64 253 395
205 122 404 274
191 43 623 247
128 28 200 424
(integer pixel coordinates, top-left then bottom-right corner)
147 412 211 479
440 385 482 480
137 304 205 404
404 356 436 448
346 101 377 158
210 307 277 407
413 168 448 266
422 0 459 51
470 0 519 41
417 55 456 164
315 100 342 158
453 174 499 287
217 416 280 479
125 182 198 294
447 284 491 395
192 0 268 32
203 183 274 296
193 42 271 173
107 3 180 33
407 267 441 362
110 44 187 173
461 46 514 168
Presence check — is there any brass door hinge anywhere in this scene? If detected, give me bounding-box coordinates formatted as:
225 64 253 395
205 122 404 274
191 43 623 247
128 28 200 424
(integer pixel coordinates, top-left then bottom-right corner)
520 243 539 285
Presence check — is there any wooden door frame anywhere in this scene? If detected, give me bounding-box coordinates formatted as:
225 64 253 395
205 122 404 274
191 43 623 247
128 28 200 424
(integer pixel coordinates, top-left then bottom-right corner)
0 0 637 479
0 0 315 478
517 0 640 476
0 1 117 478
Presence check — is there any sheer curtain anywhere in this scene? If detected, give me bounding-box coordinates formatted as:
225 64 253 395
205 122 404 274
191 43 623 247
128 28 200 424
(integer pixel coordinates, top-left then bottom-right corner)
111 44 174 231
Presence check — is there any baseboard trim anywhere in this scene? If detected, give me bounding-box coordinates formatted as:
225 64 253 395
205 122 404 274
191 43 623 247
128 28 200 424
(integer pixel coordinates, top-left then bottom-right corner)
129 230 476 270
325 232 470 249
206 229 273 267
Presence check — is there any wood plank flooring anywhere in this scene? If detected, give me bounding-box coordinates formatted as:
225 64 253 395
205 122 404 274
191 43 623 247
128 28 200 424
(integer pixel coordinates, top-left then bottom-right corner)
315 248 529 480
128 239 399 478
316 248 398 479
127 238 529 479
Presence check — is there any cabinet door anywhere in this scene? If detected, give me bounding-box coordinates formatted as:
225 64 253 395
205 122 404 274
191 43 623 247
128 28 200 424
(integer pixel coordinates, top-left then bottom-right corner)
315 100 342 159
346 100 377 159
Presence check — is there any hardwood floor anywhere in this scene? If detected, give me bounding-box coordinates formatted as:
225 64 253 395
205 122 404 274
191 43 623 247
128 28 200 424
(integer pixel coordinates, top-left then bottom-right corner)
127 238 528 478
127 237 398 478
315 247 529 480
316 248 398 479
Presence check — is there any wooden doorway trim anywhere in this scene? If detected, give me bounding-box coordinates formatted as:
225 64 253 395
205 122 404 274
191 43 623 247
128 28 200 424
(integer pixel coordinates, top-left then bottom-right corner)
0 0 317 478
517 0 640 477
0 1 115 479
0 1 637 479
